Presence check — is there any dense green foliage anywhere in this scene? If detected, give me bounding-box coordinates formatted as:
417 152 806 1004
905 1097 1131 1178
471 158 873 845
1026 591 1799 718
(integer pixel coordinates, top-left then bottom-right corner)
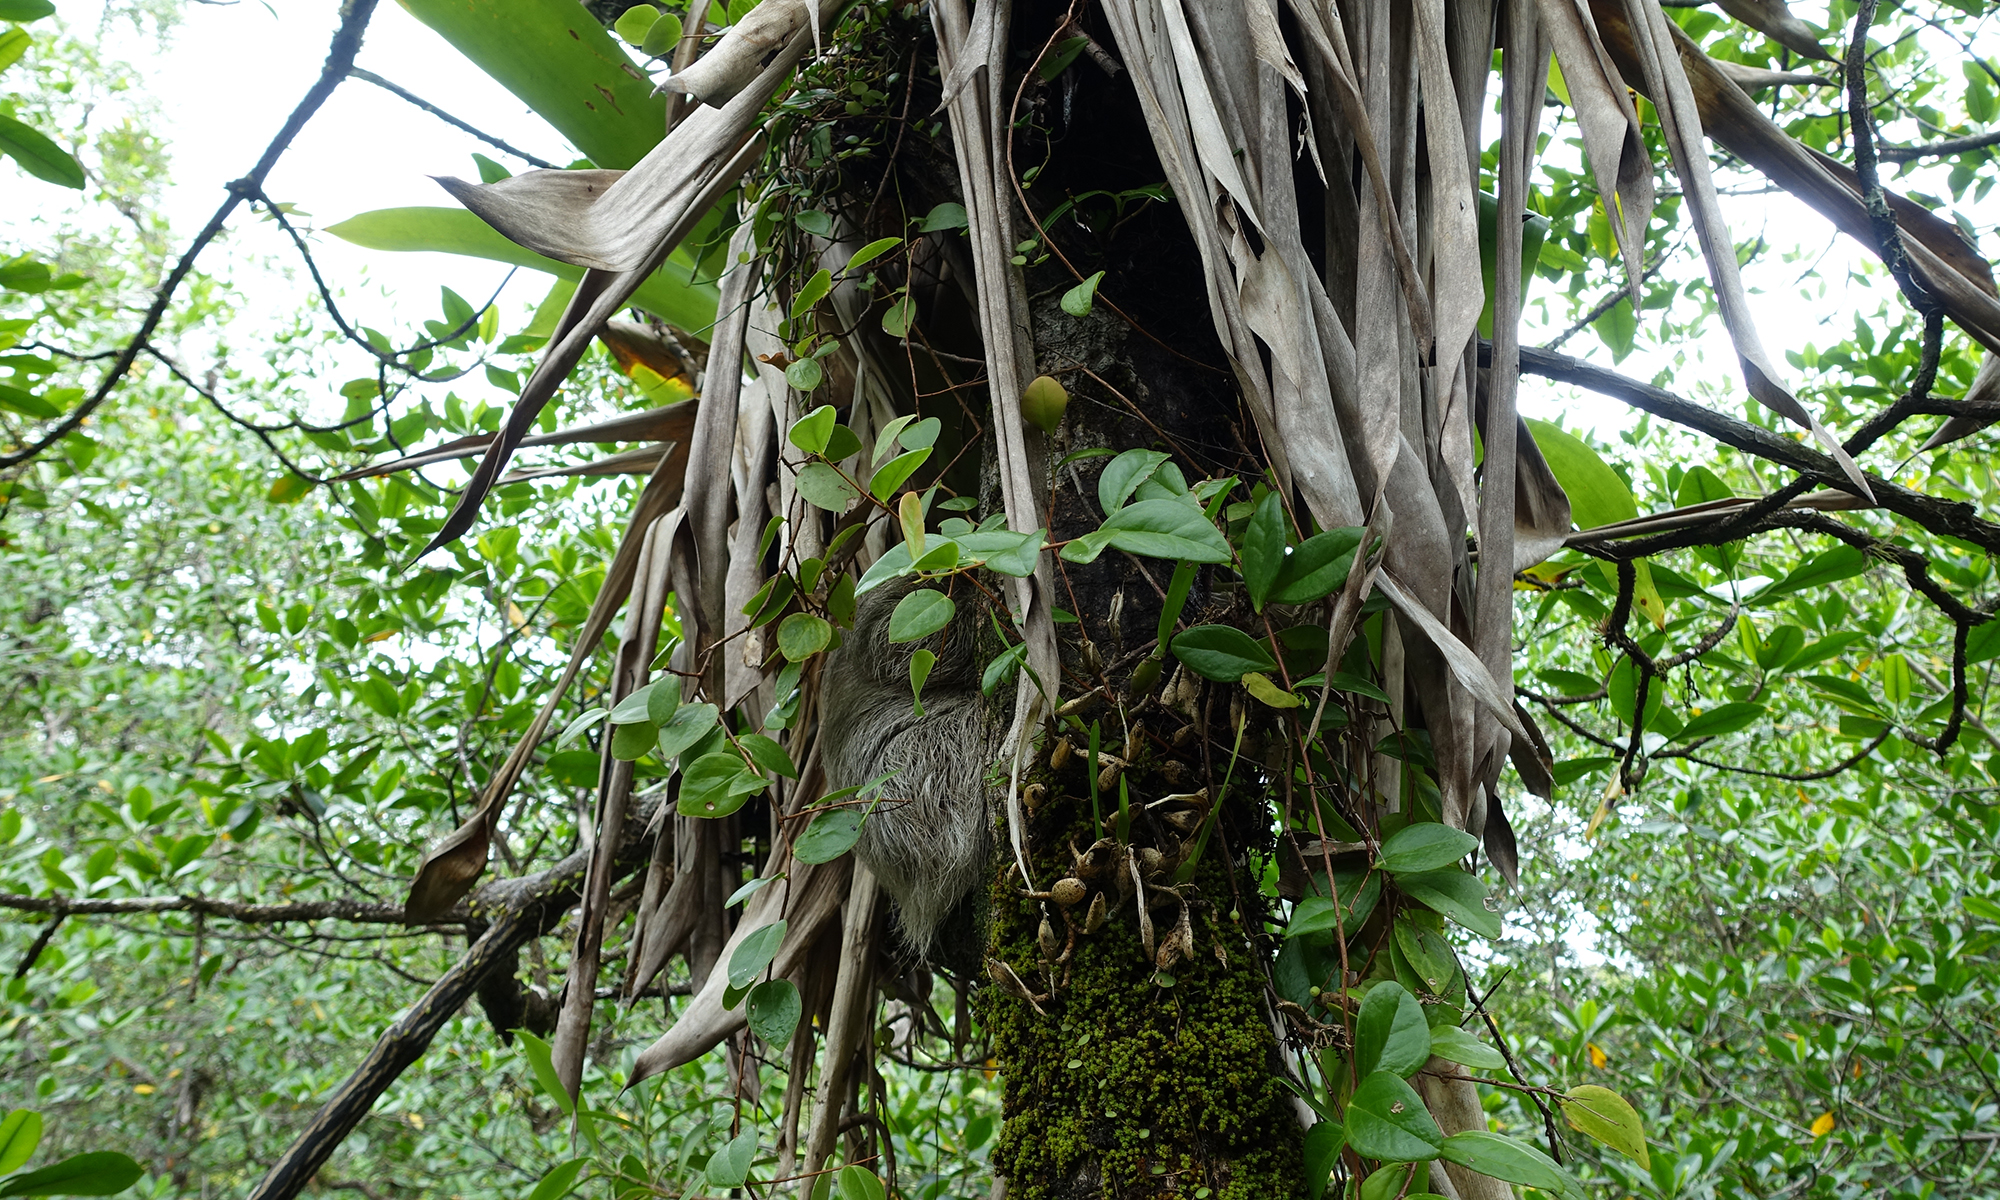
2 0 1999 1197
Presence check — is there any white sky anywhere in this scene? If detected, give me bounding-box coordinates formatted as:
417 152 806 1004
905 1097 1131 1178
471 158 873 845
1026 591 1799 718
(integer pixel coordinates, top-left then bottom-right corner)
16 0 2000 458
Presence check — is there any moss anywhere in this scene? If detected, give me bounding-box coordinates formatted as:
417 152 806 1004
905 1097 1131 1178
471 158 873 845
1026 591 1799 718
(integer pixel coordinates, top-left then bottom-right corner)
982 779 1304 1200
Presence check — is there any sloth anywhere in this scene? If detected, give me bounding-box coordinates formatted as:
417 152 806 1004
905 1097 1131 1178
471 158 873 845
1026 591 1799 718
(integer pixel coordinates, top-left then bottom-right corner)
818 577 997 959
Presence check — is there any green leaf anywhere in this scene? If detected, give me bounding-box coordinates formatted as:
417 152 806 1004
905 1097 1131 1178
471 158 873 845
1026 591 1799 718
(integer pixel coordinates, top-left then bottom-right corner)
515 1030 573 1114
778 612 833 662
1344 1071 1443 1161
1672 702 1765 743
1303 1120 1345 1200
1429 1024 1507 1070
1060 270 1105 317
0 114 83 189
726 876 778 907
705 1130 757 1190
845 237 902 273
327 208 717 332
398 0 664 168
727 920 788 989
747 979 802 1047
639 11 682 56
1436 1131 1576 1196
738 732 798 779
0 1111 41 1176
1098 449 1171 514
1273 528 1364 605
1378 824 1479 875
791 268 834 319
1395 869 1502 938
1241 491 1287 611
1763 544 1869 598
917 203 967 232
1560 1084 1650 1168
789 404 836 455
1171 625 1277 682
794 806 865 863
609 678 669 724
1355 982 1432 1078
0 1153 143 1198
0 384 57 420
679 751 767 817
957 528 1043 577
888 589 955 643
795 462 861 511
910 648 935 716
881 292 916 337
610 719 658 761
786 356 825 392
0 29 27 73
837 1165 887 1200
527 1159 588 1200
656 702 720 761
983 643 1027 694
1879 652 1913 706
1967 617 2000 664
1326 671 1391 704
1100 498 1232 564
870 447 931 501
0 0 55 22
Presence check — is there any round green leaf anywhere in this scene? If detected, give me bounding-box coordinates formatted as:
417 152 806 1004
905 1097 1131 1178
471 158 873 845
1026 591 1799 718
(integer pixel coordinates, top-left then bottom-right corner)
1171 625 1277 682
837 1165 887 1200
795 462 859 511
794 807 865 864
656 702 720 762
738 732 799 779
1098 449 1171 514
747 978 802 1048
1059 270 1105 317
612 3 658 44
610 719 659 761
778 612 833 661
788 404 836 455
888 589 955 643
705 1129 758 1190
1343 1071 1443 1162
1273 527 1364 605
678 751 767 817
639 10 682 56
727 919 788 990
1378 824 1479 874
1100 497 1232 563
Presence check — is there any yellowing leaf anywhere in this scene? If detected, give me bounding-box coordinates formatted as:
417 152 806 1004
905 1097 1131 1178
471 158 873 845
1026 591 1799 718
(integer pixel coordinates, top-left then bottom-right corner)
1242 672 1303 708
1586 1041 1608 1068
1561 1084 1649 1169
1811 1112 1836 1138
507 601 529 630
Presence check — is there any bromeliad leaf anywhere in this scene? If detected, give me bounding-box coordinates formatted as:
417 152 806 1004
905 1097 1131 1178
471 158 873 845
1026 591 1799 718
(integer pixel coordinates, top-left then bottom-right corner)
1171 625 1277 682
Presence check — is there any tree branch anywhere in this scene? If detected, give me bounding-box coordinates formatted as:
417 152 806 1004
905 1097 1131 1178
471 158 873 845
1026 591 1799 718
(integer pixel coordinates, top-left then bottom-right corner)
245 794 663 1200
1497 342 2000 554
0 0 381 469
1877 128 2000 162
346 68 559 169
0 892 438 926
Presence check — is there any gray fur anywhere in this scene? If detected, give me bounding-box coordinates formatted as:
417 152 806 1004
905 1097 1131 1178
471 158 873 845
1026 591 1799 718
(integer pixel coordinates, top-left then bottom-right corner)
818 580 994 958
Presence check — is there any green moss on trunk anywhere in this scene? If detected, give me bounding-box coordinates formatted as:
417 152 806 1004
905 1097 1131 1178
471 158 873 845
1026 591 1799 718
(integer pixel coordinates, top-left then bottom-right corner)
983 783 1303 1199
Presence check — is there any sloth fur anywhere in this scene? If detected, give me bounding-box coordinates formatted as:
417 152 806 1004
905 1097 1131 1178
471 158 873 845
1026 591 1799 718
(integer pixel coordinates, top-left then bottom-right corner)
819 579 995 958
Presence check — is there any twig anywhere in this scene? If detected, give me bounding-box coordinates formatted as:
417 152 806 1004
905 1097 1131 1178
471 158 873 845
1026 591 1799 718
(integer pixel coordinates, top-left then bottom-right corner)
347 68 558 169
0 0 383 470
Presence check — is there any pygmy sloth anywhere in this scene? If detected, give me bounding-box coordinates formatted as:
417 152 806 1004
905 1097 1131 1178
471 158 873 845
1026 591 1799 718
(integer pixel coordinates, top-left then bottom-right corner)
819 578 997 959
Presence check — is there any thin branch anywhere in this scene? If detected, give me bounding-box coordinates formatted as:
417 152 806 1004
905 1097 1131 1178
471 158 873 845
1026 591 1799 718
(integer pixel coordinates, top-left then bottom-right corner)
1877 128 2000 161
347 68 559 169
0 0 383 470
0 892 444 925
